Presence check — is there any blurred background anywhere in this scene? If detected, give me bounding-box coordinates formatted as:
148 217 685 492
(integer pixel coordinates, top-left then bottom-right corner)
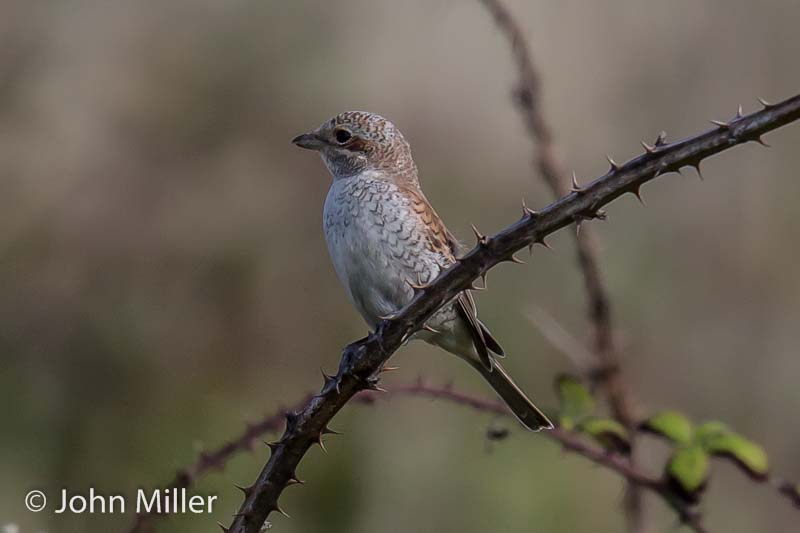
1 1 799 532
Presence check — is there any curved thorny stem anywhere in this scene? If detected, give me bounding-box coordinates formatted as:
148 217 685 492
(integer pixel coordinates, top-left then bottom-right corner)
223 95 800 533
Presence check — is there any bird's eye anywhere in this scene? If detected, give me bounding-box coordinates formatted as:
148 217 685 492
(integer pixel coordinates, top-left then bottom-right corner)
334 128 352 144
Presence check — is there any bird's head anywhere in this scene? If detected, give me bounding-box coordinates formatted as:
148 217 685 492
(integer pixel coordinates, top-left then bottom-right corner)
292 111 417 182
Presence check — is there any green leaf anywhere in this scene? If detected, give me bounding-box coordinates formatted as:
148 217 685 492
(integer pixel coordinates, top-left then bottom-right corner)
701 431 769 479
694 421 730 444
641 410 694 445
667 445 710 501
555 375 594 428
579 417 631 455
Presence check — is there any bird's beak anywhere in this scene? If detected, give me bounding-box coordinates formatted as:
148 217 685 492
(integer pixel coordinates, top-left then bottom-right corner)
291 131 325 150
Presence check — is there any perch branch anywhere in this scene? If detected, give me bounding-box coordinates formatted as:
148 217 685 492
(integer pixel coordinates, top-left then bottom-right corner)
477 0 641 527
226 94 800 533
128 395 314 533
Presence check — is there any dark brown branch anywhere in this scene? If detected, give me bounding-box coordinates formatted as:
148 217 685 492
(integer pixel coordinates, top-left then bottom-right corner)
476 0 641 527
227 94 800 533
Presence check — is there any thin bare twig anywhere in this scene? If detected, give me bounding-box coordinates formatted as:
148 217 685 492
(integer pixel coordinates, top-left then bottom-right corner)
381 384 706 533
131 385 705 533
225 94 800 533
135 378 800 533
527 306 594 369
476 0 638 528
477 0 633 414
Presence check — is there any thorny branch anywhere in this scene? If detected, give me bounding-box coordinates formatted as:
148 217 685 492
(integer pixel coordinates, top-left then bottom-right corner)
128 395 313 533
225 94 800 533
132 382 800 533
477 0 642 528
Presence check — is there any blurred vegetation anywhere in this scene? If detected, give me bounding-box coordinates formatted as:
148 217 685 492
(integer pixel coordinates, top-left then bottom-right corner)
1 1 799 532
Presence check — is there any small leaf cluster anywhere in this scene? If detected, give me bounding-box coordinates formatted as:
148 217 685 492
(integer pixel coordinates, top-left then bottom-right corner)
641 411 769 502
555 375 630 455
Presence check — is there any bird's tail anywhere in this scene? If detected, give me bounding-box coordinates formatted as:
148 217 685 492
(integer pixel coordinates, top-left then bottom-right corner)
468 359 553 432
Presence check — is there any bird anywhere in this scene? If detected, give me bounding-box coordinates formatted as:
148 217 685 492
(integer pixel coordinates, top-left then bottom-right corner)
292 111 553 431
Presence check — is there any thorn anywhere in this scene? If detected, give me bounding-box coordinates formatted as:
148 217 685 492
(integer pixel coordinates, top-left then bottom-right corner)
377 312 398 321
534 237 552 250
470 223 483 239
316 435 328 454
630 185 646 206
422 323 440 334
606 155 621 171
574 218 583 236
286 476 305 486
471 224 488 245
654 131 667 146
521 198 537 218
507 252 525 264
266 440 280 452
217 522 230 532
470 275 488 290
691 162 704 180
527 244 534 256
381 365 400 373
364 375 388 393
321 367 335 386
751 135 770 148
594 208 607 220
710 119 730 129
235 484 251 496
641 140 656 154
757 97 774 109
322 425 341 435
736 104 743 119
271 505 291 519
570 171 586 193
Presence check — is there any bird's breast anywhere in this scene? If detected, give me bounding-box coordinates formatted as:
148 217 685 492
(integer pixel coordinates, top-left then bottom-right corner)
323 174 445 327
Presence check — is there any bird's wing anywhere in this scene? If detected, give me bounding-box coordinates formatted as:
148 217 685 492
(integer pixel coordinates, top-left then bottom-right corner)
401 185 503 370
402 185 457 260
